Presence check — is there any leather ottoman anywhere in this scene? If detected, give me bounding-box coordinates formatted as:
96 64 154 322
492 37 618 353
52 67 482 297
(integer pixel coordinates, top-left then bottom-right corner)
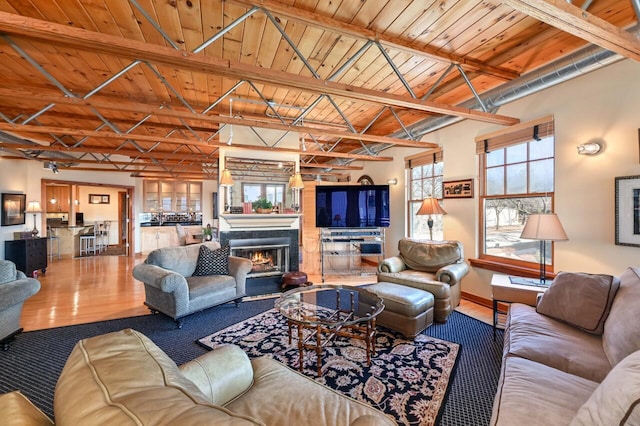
366 282 434 338
281 271 311 289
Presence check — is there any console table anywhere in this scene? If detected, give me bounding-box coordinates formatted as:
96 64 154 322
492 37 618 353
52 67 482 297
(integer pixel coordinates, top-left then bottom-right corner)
4 238 48 277
491 274 548 339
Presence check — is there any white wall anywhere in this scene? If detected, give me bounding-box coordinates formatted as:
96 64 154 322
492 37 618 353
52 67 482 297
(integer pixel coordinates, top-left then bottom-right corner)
358 58 640 300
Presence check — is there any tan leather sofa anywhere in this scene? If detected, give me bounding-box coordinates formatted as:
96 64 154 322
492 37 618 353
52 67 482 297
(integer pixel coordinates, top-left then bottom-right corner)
132 242 252 327
491 267 640 425
377 239 469 322
1 329 396 425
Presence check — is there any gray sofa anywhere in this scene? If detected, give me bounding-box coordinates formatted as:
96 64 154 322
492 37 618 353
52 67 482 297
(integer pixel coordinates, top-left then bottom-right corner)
132 242 252 327
0 259 41 350
377 239 469 322
491 267 640 425
0 328 396 425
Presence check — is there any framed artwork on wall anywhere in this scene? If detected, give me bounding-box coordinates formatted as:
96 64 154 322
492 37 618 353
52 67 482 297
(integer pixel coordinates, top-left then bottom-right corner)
89 194 110 204
443 179 474 199
615 175 640 247
1 193 26 226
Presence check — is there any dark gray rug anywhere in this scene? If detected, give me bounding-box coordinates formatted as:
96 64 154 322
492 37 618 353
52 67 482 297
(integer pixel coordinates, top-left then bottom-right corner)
0 299 503 425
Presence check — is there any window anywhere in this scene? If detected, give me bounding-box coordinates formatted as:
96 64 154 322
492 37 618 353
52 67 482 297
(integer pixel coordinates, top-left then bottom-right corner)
406 150 444 239
476 116 555 271
242 183 285 205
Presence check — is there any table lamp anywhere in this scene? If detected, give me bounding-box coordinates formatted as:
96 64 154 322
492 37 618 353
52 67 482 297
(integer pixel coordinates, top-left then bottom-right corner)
519 213 568 285
25 200 43 237
219 169 234 213
416 198 447 240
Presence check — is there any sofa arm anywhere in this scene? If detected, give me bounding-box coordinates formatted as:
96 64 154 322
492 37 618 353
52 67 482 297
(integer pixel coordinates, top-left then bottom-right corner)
435 261 469 285
179 344 254 406
0 278 40 310
377 256 407 273
228 256 253 296
132 263 188 294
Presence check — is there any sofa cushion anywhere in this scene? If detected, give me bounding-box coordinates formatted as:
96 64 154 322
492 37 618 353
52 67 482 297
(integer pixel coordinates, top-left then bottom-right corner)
193 245 230 276
505 304 611 382
570 350 640 426
398 239 461 273
536 271 619 335
602 267 640 366
491 356 598 426
145 242 221 277
54 329 262 425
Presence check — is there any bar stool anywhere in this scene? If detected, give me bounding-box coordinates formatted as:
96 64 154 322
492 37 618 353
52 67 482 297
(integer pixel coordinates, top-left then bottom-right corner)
47 226 60 261
79 225 97 256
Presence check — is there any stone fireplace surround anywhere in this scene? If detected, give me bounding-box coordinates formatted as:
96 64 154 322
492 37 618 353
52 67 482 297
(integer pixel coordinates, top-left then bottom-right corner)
220 229 299 296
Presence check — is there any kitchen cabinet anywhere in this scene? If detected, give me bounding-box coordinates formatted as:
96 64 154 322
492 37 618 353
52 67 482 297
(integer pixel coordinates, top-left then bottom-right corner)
143 180 202 212
46 184 70 212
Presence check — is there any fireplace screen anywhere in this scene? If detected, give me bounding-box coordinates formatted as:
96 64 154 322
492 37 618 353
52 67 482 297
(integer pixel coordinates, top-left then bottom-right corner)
231 243 290 278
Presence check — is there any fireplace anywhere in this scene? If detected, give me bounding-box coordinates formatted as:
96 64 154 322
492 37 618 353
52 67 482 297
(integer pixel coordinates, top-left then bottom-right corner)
220 229 299 296
229 237 290 278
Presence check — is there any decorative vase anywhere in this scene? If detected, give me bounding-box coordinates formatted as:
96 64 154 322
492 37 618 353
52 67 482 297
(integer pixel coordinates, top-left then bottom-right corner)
204 234 212 241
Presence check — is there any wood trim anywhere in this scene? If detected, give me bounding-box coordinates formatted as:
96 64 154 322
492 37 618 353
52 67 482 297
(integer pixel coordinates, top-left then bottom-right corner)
460 291 493 310
502 0 640 62
0 11 520 126
470 257 556 280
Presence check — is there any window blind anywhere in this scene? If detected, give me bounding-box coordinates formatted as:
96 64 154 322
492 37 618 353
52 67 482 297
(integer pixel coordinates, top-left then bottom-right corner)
475 115 554 154
404 148 443 169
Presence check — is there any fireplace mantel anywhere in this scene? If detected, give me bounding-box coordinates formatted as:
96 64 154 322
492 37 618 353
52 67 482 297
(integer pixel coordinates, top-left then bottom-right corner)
220 214 301 230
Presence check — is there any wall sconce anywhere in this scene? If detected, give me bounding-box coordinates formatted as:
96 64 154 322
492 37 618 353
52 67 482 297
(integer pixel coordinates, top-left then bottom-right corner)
387 178 398 186
577 142 602 155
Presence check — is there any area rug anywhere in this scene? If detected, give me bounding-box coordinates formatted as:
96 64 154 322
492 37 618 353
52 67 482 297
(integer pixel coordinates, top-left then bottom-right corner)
198 308 460 426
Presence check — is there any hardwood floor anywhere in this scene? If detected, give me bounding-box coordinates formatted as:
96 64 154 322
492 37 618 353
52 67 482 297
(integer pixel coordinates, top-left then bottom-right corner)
22 254 492 331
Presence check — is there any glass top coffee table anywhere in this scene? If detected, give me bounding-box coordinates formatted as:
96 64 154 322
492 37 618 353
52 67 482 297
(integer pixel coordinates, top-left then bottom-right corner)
275 284 384 376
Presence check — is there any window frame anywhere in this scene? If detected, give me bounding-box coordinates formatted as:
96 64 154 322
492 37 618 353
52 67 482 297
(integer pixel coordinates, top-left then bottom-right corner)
475 116 557 276
405 150 444 239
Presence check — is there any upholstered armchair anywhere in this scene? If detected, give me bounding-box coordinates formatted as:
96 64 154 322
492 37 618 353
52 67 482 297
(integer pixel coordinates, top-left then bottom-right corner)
377 239 469 322
0 260 41 350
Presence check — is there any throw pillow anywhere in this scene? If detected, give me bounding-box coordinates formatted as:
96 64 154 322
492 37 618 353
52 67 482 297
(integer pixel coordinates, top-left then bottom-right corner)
570 349 640 426
536 271 620 335
193 245 230 276
602 267 640 366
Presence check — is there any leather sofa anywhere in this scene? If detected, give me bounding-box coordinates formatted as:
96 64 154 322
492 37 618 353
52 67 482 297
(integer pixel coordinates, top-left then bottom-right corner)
491 267 640 425
132 242 252 327
0 259 41 350
377 239 469 322
0 329 396 425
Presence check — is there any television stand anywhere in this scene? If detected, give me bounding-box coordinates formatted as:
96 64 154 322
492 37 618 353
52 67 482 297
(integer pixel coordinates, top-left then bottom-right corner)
320 228 385 282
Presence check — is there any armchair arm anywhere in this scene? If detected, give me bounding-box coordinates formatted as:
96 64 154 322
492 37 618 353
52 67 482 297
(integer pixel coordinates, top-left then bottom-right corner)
377 256 407 273
132 264 188 294
179 344 254 406
16 270 27 279
0 278 40 310
227 256 253 296
435 261 469 286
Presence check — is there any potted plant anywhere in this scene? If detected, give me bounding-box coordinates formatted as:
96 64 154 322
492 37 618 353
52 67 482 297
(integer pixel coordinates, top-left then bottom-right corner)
252 197 273 214
202 224 213 241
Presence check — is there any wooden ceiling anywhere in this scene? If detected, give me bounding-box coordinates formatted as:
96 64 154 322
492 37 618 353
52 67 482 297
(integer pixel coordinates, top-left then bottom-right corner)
0 0 636 180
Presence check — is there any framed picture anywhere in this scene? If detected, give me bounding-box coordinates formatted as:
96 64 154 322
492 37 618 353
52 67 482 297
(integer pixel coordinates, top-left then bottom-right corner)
1 193 26 226
615 175 640 247
443 179 474 199
89 194 110 204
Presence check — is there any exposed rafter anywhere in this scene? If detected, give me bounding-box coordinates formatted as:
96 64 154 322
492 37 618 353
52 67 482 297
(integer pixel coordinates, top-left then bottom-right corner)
227 0 521 81
503 0 640 62
0 11 520 126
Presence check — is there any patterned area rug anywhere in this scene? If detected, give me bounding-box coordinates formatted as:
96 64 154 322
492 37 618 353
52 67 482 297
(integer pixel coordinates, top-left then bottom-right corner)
198 308 460 426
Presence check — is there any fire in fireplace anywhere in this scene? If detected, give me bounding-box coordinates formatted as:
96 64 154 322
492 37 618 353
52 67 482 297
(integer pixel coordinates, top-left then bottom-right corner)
231 242 290 277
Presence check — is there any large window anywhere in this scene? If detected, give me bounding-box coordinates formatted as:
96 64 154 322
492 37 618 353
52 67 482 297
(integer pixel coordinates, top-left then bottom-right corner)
242 183 285 205
406 150 444 239
477 116 555 270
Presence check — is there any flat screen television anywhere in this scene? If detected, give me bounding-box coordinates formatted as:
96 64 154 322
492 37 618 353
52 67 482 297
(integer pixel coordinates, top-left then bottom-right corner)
315 185 390 228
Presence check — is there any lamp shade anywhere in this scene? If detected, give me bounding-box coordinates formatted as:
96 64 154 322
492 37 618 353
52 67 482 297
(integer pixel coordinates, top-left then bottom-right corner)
219 169 234 187
520 213 568 241
290 172 305 189
416 198 447 216
25 201 43 213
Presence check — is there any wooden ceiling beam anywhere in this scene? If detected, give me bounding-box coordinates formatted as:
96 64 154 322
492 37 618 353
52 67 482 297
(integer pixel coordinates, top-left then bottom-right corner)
226 0 520 81
0 11 519 126
0 86 436 149
502 0 640 62
300 163 363 171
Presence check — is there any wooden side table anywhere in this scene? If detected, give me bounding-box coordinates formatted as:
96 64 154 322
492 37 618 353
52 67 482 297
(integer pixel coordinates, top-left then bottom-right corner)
490 274 548 339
